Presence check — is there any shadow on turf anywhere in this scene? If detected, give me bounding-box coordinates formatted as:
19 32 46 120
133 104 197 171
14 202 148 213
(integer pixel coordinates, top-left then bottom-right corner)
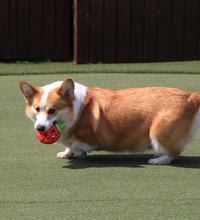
62 154 200 169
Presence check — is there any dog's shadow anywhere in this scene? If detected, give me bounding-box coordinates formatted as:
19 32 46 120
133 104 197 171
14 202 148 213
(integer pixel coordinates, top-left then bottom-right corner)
62 154 200 169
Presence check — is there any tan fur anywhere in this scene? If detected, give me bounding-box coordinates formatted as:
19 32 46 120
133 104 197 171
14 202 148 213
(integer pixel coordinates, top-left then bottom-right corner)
19 81 44 120
19 79 200 164
46 88 74 123
68 87 200 156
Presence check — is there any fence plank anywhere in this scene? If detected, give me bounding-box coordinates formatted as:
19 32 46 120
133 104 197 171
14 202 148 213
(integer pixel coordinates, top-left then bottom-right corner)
157 0 171 62
103 0 117 63
43 0 55 58
30 0 42 58
144 0 158 62
10 0 17 59
131 0 144 63
0 0 10 59
198 0 200 60
171 0 184 61
184 0 198 61
117 0 131 63
90 0 104 63
74 0 90 64
18 0 30 59
55 0 71 59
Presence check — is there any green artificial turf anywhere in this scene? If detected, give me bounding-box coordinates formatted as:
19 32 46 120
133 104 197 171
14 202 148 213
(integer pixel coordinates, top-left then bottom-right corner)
0 60 200 75
1 73 200 219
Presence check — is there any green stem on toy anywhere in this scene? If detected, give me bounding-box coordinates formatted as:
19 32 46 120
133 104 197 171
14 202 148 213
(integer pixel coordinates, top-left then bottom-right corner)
55 122 65 134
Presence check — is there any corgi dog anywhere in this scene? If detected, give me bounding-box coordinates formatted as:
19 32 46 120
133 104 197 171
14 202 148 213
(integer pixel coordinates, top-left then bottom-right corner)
19 77 200 165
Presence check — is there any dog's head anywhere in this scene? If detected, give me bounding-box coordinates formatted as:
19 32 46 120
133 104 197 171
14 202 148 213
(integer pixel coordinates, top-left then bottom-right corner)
19 78 75 132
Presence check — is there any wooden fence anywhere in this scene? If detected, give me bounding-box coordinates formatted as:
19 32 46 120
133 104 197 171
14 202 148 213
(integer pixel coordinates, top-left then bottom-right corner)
1 0 200 64
74 0 200 64
0 0 72 60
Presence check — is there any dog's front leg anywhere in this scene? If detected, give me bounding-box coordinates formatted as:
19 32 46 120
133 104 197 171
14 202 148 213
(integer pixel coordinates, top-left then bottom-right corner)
71 141 88 159
72 141 98 159
57 147 74 159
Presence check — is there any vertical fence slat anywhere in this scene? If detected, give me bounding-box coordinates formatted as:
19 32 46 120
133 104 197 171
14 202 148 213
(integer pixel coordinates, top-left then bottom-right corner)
171 0 184 61
55 0 71 59
30 0 42 58
131 0 144 63
184 0 198 61
0 0 10 59
103 0 117 63
43 0 55 58
144 0 158 62
198 0 200 60
74 0 90 64
90 0 104 63
18 0 30 59
117 0 131 63
10 0 17 59
157 0 171 62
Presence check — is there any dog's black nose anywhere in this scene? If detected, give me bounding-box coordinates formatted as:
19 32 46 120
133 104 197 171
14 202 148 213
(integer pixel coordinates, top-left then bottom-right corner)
36 125 45 132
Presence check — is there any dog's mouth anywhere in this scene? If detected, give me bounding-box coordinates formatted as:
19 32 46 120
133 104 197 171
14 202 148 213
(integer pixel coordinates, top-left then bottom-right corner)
46 121 57 133
36 121 56 133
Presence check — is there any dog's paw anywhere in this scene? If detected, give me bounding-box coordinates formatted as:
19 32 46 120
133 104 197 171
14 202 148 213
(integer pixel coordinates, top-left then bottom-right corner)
148 155 174 165
57 152 69 159
75 151 87 159
148 158 162 165
57 150 74 159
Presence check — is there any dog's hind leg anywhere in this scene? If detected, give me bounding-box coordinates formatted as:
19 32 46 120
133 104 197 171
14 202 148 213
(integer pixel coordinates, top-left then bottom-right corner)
148 139 175 165
148 110 198 165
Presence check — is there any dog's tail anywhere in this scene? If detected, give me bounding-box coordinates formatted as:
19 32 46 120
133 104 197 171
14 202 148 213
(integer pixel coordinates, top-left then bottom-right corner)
187 93 200 115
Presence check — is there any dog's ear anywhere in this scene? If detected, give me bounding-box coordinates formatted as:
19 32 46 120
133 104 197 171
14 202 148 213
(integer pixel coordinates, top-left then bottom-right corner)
19 81 38 102
58 78 75 100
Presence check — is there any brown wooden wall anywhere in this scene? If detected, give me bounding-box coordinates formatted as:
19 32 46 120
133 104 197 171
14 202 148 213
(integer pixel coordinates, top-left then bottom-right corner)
0 0 72 60
74 0 200 64
1 0 200 64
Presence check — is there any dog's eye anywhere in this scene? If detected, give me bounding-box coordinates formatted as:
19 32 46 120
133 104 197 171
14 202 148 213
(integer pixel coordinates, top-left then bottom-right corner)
48 109 56 114
36 107 40 113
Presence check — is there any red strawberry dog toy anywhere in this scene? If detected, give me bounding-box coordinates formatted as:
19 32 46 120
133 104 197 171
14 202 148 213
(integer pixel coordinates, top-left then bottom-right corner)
36 122 65 144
